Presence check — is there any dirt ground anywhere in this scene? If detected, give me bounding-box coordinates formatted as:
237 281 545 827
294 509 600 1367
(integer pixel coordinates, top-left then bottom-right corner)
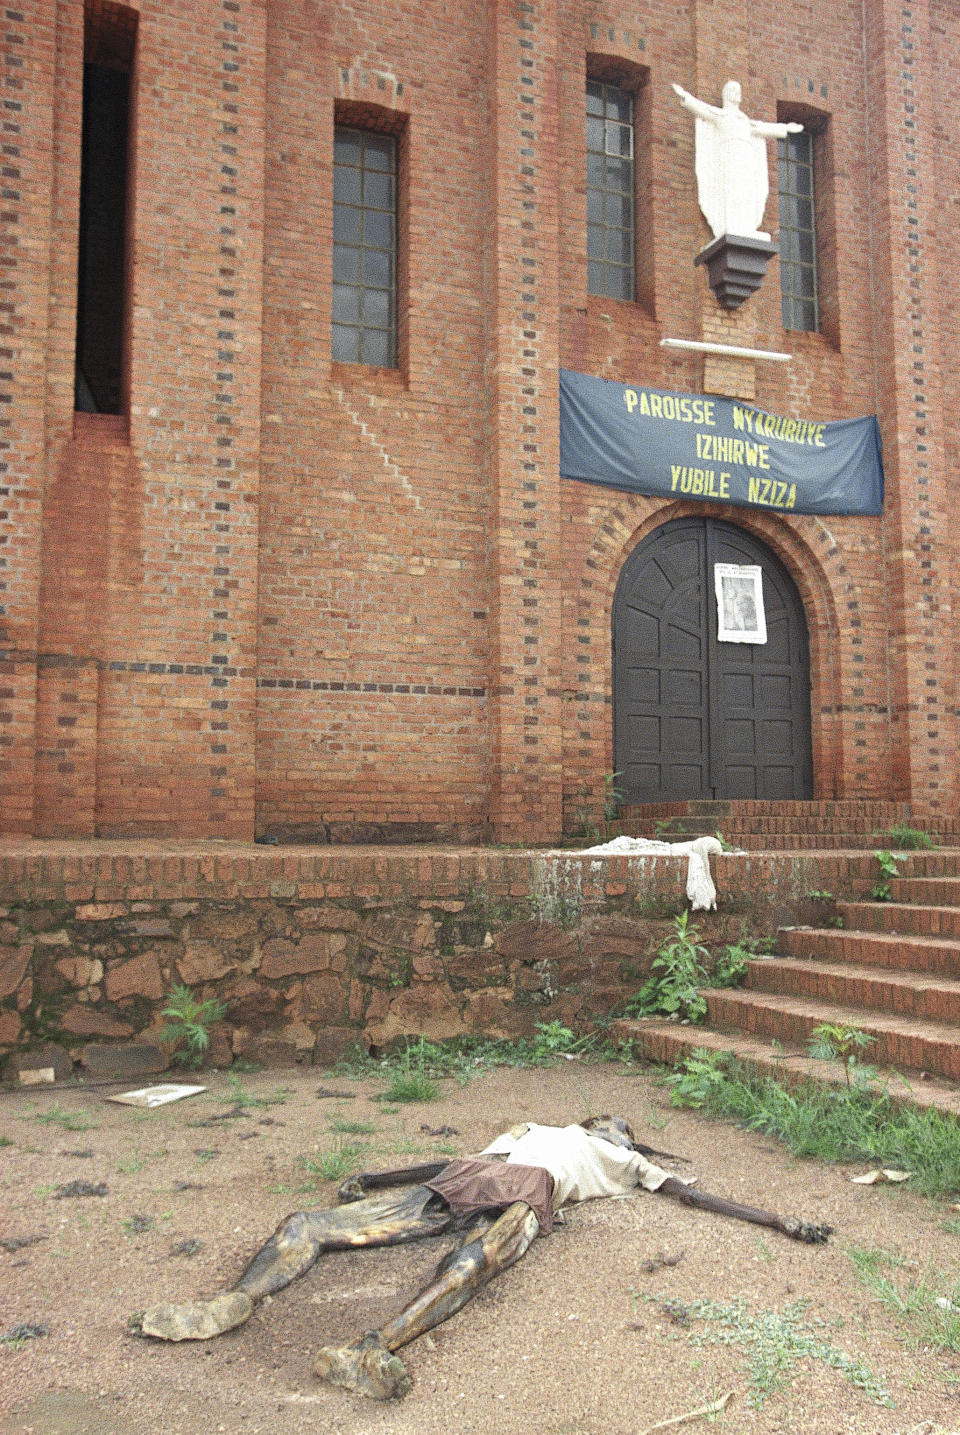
1 1056 960 1435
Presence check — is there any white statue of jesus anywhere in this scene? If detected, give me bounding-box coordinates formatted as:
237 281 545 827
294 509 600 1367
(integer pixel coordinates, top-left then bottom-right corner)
672 80 803 241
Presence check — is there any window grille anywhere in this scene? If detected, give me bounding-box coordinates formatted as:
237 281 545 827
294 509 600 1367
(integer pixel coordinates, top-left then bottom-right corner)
586 80 635 301
332 126 397 367
777 130 819 332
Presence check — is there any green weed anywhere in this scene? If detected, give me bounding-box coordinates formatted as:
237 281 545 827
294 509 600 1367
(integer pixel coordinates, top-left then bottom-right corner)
808 1022 878 1088
624 912 710 1022
603 770 624 822
875 823 935 850
872 849 900 902
159 983 228 1067
662 1295 891 1408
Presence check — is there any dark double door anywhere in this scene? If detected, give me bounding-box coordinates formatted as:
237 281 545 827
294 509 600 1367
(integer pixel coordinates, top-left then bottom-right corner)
612 517 813 803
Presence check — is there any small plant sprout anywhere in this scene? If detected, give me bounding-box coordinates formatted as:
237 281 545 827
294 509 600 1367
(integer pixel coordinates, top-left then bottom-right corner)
808 1022 877 1087
602 770 624 822
871 848 900 902
159 983 228 1067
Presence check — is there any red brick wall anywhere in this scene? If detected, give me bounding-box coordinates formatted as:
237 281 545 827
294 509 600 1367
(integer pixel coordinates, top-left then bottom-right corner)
4 0 958 841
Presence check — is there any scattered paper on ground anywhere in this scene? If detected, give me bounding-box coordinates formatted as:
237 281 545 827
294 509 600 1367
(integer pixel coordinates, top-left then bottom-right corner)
106 1084 206 1108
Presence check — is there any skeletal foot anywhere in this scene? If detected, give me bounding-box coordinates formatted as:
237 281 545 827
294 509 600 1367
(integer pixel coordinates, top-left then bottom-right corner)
314 1331 411 1399
141 1290 253 1341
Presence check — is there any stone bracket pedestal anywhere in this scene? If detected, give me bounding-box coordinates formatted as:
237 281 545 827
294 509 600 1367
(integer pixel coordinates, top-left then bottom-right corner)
695 233 778 310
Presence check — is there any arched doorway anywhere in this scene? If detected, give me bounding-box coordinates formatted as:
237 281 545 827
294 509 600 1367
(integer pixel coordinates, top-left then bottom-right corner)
612 517 813 802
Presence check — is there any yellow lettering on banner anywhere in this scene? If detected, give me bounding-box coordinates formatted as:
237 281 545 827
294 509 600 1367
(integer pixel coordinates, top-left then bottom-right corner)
628 391 718 425
719 471 730 498
814 425 826 448
747 475 798 509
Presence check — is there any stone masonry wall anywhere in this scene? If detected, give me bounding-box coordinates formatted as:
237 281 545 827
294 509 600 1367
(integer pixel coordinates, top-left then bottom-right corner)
0 844 880 1073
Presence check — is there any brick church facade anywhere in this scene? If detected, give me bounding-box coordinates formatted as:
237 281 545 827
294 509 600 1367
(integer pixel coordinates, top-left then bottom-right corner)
2 0 956 846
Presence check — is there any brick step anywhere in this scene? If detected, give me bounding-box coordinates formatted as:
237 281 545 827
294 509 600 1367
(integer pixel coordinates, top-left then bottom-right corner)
837 901 960 938
886 853 960 877
613 825 950 852
617 800 915 820
609 1018 960 1120
891 877 960 904
616 814 957 837
744 955 960 1025
703 987 960 1082
779 924 960 976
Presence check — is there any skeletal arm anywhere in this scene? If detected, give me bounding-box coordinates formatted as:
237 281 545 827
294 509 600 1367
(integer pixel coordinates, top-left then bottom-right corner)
655 1175 831 1243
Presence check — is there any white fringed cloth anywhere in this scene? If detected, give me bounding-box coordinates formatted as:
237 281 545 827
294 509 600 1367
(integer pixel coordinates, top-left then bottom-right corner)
578 834 726 911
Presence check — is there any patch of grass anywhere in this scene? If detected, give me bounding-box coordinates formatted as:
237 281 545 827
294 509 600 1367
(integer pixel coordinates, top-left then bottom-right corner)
35 1103 96 1133
301 1139 368 1185
380 1060 440 1105
0 1135 13 1148
327 1115 377 1136
335 1031 619 1090
874 823 935 850
667 1048 960 1198
669 1295 891 1409
624 912 710 1023
847 1244 960 1352
223 1074 290 1109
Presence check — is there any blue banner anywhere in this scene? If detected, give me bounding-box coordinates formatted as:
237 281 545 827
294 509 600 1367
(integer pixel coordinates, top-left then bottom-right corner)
559 368 884 516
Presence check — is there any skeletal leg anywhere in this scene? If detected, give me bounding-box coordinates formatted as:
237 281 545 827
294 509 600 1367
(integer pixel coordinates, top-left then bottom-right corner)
140 1185 455 1343
314 1200 541 1400
656 1175 832 1243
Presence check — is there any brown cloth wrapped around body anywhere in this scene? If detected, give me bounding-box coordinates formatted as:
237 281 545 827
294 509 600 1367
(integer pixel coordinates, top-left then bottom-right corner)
425 1158 556 1232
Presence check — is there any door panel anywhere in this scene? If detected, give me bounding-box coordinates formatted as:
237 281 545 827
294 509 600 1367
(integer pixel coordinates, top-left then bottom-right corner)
613 517 813 802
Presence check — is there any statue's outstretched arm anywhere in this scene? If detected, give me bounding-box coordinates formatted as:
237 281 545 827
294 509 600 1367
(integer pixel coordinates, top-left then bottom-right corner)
750 118 804 138
672 82 719 122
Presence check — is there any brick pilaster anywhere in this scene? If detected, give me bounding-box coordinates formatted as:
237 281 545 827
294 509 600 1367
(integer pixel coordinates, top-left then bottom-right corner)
484 0 564 843
0 2 57 832
863 0 954 812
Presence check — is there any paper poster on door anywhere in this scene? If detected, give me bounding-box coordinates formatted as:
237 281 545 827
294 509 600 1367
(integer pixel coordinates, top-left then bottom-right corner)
715 563 767 644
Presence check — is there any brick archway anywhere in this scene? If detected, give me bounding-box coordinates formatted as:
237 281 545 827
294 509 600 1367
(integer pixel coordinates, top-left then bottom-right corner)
562 496 877 831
